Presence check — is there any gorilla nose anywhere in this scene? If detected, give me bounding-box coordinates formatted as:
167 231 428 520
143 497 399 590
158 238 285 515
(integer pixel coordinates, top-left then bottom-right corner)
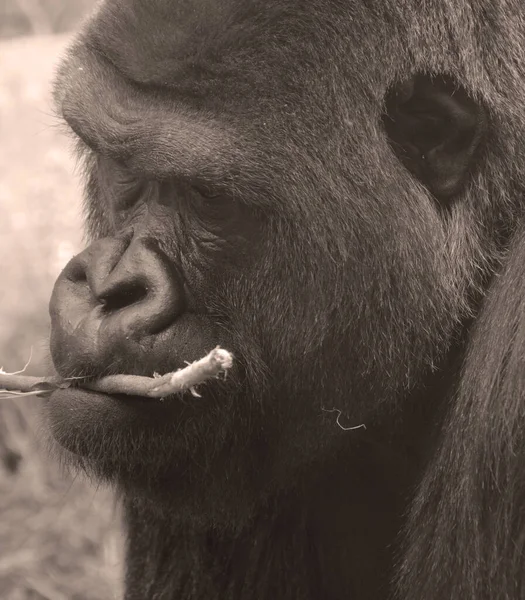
49 235 186 376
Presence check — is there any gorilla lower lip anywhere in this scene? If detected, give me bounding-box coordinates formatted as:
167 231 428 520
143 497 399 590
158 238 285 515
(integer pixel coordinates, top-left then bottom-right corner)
48 388 183 427
111 393 156 403
46 387 191 459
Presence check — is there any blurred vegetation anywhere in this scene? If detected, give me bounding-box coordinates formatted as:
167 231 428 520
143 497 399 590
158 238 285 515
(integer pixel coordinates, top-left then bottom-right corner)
1 8 123 599
0 0 97 38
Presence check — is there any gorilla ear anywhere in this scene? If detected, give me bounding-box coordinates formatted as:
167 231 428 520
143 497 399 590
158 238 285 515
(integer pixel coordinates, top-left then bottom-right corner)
383 74 486 200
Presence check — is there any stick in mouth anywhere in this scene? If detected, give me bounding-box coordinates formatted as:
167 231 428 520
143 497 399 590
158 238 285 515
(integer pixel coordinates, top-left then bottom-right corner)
0 346 233 400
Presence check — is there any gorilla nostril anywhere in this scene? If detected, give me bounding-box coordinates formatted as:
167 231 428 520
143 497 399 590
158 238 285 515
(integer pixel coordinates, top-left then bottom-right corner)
67 260 87 283
99 283 148 312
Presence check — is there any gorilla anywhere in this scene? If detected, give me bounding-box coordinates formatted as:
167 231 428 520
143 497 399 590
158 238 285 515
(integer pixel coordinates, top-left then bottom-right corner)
46 1 525 599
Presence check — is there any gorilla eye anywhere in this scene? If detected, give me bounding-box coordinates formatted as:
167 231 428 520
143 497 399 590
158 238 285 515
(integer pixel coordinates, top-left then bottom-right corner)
191 184 239 225
98 157 147 211
193 183 221 200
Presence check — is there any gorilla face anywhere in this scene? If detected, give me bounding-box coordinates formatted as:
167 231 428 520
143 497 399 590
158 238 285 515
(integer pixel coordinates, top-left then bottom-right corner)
48 0 496 519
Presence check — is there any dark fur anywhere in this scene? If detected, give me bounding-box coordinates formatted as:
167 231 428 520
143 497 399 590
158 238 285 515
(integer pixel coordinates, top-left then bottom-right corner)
48 1 525 598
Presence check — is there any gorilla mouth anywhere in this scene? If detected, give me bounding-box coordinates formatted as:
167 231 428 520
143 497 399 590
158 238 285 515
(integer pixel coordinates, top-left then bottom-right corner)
44 346 235 456
59 346 233 399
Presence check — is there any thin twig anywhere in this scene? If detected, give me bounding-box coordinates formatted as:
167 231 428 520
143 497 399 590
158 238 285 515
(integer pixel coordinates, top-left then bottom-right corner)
0 374 60 393
0 347 233 400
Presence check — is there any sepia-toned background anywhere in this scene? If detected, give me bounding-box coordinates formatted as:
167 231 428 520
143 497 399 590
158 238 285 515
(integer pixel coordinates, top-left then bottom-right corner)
1 2 123 598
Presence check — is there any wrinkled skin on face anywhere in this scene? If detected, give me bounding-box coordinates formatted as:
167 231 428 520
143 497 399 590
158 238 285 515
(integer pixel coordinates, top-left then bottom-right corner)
47 1 525 599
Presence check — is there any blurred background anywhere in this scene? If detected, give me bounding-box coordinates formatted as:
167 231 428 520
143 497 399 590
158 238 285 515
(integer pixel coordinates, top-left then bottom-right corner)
1 1 123 598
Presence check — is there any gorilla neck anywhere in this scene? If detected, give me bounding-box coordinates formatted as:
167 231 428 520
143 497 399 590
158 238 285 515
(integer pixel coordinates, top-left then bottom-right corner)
121 414 434 600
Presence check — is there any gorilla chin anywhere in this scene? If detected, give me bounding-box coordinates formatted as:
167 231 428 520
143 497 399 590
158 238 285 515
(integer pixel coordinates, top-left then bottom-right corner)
47 382 266 515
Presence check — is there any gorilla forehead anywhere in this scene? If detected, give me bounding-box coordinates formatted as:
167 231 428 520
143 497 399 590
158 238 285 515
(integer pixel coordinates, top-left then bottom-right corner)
59 0 415 138
74 0 510 95
82 0 382 92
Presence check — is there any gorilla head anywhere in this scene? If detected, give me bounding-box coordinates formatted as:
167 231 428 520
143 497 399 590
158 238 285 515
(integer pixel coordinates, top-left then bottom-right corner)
47 1 525 599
